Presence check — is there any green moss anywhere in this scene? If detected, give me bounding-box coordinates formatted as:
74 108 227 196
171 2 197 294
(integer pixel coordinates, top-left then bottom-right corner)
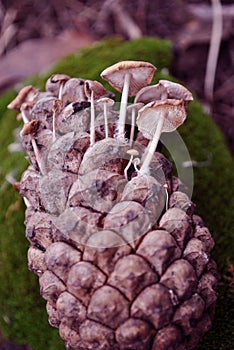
0 37 233 350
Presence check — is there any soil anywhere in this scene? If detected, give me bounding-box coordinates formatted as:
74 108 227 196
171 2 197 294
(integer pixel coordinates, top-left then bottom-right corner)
0 0 233 348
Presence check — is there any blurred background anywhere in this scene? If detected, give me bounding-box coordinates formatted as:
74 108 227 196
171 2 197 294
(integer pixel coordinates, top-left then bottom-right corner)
0 1 233 349
0 0 234 155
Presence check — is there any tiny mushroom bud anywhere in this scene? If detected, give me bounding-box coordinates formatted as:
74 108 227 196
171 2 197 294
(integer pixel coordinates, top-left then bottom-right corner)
20 120 46 175
126 102 144 146
124 149 139 180
101 60 156 140
137 99 187 174
96 97 115 139
8 85 38 111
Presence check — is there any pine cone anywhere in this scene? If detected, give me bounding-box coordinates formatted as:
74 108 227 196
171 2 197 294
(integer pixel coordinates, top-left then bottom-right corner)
11 63 219 350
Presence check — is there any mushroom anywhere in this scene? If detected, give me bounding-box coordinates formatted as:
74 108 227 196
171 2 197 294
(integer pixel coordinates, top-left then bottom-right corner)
96 97 115 138
134 83 167 104
136 99 187 174
20 120 46 175
8 85 38 112
126 102 144 146
124 149 139 180
85 80 112 146
46 74 70 100
101 60 156 140
134 80 193 105
159 80 193 103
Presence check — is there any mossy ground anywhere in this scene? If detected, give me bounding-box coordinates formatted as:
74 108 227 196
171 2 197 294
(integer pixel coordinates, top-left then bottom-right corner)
0 37 233 350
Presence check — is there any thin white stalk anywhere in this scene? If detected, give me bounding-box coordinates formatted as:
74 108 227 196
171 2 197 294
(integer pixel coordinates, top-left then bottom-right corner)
31 138 46 176
52 110 56 142
118 73 131 139
103 102 109 138
163 184 169 211
20 108 29 124
23 197 31 208
90 90 95 146
124 155 134 180
129 108 136 146
58 82 65 101
140 116 164 174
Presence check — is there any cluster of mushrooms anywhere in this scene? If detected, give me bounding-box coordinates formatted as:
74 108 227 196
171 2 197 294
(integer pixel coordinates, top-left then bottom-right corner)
7 61 220 350
8 60 193 180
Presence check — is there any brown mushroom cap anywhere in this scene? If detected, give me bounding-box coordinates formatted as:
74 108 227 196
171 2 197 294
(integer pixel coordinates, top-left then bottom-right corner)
84 80 111 100
100 60 156 96
137 99 186 140
50 74 70 83
46 74 70 96
20 119 40 137
8 85 38 111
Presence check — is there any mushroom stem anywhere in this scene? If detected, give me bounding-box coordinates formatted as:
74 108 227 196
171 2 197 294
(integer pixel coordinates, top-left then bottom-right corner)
52 110 56 143
163 183 169 211
58 82 65 101
23 197 31 208
20 108 29 124
129 108 136 146
31 138 46 176
52 99 62 143
140 115 164 174
90 90 95 146
103 102 109 138
124 155 134 180
118 72 131 139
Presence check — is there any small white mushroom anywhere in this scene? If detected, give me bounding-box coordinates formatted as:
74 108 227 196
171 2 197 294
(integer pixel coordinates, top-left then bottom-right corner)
101 61 156 140
46 74 70 100
96 97 115 138
85 80 111 146
137 99 187 174
124 149 140 180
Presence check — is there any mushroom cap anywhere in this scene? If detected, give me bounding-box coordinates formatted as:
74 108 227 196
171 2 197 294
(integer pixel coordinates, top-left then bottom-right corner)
126 149 139 156
50 73 71 83
126 102 144 113
100 60 156 96
8 85 38 111
96 97 115 106
134 84 167 104
20 120 40 137
159 80 193 102
45 74 71 96
137 99 186 140
84 80 113 101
